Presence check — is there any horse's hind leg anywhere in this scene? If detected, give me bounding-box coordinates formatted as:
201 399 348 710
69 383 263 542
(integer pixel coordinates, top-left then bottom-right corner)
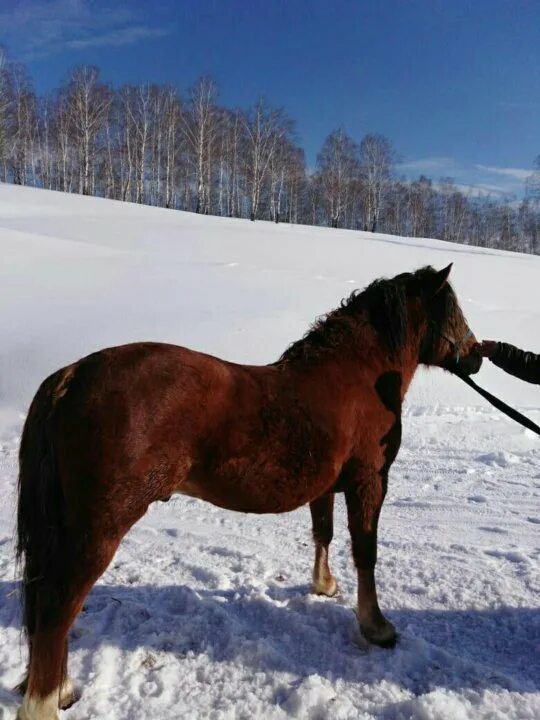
310 493 338 596
19 629 72 719
17 641 73 711
18 536 120 720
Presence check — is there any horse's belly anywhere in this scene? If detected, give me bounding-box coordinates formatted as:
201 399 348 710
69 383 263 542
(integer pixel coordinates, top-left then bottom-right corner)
174 467 328 514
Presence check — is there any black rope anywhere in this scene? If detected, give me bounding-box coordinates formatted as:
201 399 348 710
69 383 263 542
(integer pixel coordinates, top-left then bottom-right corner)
454 371 540 437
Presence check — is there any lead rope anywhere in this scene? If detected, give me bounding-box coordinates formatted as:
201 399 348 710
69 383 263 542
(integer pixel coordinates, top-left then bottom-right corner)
429 321 540 436
453 371 540 437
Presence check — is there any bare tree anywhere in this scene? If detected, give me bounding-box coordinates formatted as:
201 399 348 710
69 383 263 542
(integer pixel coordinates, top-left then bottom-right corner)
66 66 111 195
242 99 288 221
0 48 7 179
407 175 435 237
358 133 396 232
439 179 469 244
467 197 500 248
315 129 358 228
268 130 299 223
123 83 152 204
526 155 540 204
3 62 38 185
285 147 306 224
52 87 76 192
518 199 540 254
181 77 219 214
162 86 182 209
226 110 243 217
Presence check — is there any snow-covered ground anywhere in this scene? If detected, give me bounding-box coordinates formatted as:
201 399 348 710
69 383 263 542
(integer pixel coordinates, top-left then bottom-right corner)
0 184 539 719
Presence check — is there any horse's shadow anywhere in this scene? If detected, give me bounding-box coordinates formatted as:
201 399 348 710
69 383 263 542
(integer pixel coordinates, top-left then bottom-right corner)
1 578 538 710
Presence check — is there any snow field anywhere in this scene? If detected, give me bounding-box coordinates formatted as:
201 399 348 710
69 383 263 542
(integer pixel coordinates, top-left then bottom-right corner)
0 185 539 719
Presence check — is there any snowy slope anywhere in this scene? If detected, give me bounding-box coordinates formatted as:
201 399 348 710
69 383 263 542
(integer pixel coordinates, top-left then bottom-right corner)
0 184 539 720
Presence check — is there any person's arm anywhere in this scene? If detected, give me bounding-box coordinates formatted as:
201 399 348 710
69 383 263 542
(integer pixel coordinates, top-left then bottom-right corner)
479 341 540 385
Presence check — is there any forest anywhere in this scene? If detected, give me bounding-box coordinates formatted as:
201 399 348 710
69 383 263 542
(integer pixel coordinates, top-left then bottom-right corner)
1 51 539 253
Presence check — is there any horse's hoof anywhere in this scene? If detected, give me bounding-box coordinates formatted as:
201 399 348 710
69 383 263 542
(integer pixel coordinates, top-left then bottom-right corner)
311 576 339 597
361 620 397 648
16 695 60 720
16 710 59 720
15 677 28 696
59 677 78 709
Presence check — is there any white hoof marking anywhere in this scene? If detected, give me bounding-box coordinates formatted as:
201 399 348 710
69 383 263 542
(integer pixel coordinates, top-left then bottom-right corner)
17 689 59 720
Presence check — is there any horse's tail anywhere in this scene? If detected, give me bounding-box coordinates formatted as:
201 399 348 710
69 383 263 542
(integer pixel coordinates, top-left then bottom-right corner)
16 372 65 641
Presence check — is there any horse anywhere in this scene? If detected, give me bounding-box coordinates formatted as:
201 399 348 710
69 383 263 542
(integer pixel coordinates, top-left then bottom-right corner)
15 263 481 720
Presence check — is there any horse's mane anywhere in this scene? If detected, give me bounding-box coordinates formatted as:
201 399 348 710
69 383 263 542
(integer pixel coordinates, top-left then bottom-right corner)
277 266 456 365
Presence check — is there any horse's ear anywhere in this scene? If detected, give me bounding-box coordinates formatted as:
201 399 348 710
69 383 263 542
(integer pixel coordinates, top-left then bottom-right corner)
427 264 452 296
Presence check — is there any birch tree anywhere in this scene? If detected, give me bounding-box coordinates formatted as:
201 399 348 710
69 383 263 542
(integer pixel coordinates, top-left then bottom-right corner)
358 133 396 232
124 83 152 204
526 156 540 204
222 110 243 217
0 48 7 179
161 86 182 208
407 175 435 237
242 99 289 221
316 129 358 228
3 62 38 185
181 76 219 214
439 179 469 243
518 199 539 254
53 88 76 192
67 66 111 195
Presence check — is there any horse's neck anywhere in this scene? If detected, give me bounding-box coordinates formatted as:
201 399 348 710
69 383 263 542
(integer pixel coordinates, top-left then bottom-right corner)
282 308 427 407
325 324 423 405
379 305 427 399
392 337 424 399
291 340 421 411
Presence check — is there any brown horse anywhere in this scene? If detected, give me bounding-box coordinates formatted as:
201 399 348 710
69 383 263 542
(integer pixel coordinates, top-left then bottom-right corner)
15 264 481 720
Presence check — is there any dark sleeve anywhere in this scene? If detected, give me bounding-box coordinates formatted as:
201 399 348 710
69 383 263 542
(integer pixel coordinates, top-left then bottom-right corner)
491 343 540 385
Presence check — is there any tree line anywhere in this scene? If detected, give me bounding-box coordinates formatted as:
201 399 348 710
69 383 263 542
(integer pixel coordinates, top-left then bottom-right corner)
1 50 539 254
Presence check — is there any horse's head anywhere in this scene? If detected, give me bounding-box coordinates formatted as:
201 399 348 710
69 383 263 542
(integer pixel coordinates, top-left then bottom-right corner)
416 264 482 375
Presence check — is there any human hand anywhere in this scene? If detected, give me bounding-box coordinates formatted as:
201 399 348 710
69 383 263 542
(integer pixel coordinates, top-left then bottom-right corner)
476 340 498 359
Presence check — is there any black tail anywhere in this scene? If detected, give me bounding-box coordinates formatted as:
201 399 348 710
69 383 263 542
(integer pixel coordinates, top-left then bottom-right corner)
16 372 66 639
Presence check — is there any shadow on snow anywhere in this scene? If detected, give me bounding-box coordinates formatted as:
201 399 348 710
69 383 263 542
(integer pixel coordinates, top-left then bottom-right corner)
1 578 538 708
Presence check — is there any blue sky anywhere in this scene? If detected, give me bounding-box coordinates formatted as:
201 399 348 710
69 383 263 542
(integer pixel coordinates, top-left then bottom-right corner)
1 0 538 197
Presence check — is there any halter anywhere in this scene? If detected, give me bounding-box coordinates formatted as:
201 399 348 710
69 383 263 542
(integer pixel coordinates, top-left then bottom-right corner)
429 321 474 364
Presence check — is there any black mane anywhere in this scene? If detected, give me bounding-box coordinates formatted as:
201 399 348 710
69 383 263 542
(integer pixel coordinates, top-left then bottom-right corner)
277 266 457 365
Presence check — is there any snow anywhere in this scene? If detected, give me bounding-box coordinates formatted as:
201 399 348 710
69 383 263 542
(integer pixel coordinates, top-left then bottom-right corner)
0 184 539 719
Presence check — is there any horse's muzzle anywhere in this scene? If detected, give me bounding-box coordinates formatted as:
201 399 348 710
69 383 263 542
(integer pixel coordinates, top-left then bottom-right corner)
444 349 482 376
455 350 483 375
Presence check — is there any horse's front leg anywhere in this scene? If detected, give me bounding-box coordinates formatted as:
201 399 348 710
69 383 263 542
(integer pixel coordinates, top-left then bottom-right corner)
345 468 396 647
309 493 338 596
